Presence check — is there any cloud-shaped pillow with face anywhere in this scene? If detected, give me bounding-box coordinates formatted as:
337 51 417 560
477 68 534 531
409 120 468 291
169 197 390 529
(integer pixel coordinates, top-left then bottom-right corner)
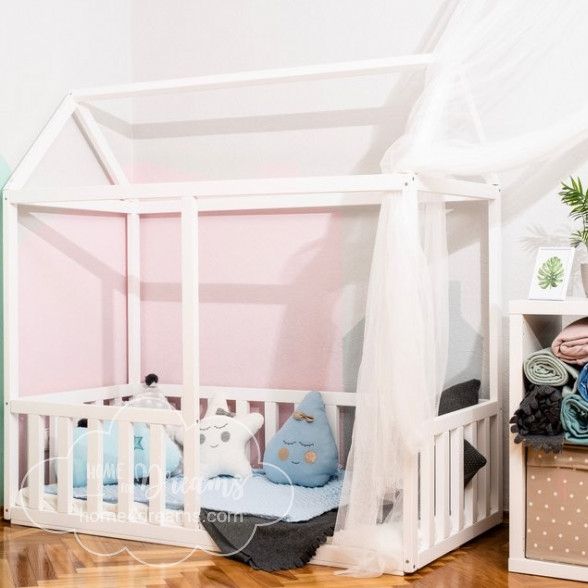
263 391 338 487
199 393 264 479
71 422 182 487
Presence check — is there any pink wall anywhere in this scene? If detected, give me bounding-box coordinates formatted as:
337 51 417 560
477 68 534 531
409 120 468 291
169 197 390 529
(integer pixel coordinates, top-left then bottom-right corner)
19 208 348 395
141 211 345 391
19 211 128 395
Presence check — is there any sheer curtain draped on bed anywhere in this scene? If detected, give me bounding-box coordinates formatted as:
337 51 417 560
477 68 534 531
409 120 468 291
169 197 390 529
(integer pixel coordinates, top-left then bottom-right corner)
334 0 588 576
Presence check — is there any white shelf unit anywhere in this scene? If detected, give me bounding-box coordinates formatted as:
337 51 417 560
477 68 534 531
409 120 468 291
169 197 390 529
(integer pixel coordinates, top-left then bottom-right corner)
509 298 588 582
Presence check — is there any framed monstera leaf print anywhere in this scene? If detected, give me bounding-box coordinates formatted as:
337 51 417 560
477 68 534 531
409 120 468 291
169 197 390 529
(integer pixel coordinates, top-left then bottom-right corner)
528 247 575 300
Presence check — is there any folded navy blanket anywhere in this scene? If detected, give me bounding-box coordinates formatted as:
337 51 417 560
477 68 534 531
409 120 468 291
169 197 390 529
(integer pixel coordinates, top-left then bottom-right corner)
561 393 588 445
509 384 564 453
200 508 336 571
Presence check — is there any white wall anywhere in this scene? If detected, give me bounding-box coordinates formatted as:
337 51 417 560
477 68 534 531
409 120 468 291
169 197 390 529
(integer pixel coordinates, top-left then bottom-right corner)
4 0 586 510
128 0 455 400
0 0 132 170
128 1 588 511
131 0 440 79
128 0 492 387
0 0 133 505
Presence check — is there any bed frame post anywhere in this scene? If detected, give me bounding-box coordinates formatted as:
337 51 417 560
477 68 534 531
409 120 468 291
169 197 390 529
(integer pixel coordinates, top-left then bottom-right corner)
72 105 130 185
72 104 140 386
3 194 20 519
402 451 419 573
400 175 421 573
487 189 503 517
3 96 77 192
127 206 141 385
181 196 200 527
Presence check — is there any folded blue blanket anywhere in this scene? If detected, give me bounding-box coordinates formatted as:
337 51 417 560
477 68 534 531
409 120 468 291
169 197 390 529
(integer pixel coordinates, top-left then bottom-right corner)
43 469 344 523
561 393 588 445
575 362 588 402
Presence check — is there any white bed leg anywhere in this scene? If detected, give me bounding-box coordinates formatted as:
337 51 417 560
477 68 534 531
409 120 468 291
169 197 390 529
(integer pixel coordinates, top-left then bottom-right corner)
3 198 20 520
402 450 419 573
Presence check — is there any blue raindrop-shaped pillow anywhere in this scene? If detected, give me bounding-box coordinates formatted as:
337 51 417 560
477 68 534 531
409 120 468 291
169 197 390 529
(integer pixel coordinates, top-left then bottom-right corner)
263 391 338 487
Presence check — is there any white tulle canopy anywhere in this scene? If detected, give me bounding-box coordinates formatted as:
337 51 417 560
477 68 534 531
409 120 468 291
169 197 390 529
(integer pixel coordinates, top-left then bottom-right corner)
334 0 588 575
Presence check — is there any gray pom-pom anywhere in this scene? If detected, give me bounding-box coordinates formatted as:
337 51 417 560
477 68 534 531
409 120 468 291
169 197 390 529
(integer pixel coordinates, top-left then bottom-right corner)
145 373 159 387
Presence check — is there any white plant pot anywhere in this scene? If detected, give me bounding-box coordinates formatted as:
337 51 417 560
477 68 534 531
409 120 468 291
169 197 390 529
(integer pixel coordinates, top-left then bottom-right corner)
581 262 588 296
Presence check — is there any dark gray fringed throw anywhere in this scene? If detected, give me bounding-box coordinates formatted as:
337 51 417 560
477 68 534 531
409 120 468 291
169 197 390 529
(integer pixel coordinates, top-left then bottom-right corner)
200 508 337 571
509 384 564 453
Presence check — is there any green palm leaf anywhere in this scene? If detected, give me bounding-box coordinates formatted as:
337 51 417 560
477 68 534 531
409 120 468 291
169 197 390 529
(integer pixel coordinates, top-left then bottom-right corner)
560 176 588 250
537 256 565 289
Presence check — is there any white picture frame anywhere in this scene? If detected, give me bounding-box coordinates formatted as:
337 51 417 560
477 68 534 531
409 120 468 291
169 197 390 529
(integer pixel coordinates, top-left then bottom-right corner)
528 247 575 300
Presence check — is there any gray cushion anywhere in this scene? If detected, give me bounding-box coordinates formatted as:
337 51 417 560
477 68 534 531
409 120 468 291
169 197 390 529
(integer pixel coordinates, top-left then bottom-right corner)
438 379 481 416
438 379 486 486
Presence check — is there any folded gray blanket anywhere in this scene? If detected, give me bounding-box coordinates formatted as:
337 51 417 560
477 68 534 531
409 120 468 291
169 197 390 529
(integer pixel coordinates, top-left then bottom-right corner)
200 508 336 571
523 348 579 387
561 393 588 445
509 384 564 453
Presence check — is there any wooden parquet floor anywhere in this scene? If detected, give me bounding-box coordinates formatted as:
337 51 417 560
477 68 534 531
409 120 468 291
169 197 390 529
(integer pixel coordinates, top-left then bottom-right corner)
1 520 586 588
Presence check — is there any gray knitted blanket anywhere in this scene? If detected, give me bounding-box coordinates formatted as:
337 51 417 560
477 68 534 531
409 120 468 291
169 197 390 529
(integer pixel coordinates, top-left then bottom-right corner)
200 508 336 571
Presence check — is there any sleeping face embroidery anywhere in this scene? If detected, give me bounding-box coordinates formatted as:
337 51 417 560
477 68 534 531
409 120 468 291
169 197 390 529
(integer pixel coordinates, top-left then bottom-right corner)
199 397 264 479
263 391 338 487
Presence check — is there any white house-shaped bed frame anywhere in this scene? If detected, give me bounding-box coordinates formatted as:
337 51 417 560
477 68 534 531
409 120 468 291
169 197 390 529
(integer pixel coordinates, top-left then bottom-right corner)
3 55 502 575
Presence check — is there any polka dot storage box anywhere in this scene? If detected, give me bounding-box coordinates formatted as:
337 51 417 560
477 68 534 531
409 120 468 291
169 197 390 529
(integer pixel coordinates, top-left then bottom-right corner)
526 446 588 566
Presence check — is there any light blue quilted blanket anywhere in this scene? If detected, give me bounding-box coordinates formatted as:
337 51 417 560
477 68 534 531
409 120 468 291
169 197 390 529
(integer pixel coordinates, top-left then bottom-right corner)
44 469 344 522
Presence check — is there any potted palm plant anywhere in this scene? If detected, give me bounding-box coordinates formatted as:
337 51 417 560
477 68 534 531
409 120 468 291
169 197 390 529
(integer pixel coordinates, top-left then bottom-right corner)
560 176 588 295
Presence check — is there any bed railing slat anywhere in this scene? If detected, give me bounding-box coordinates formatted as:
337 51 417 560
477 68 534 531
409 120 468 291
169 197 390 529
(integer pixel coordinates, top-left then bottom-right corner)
450 427 464 533
56 417 74 513
117 420 134 518
27 414 44 511
87 419 104 515
463 422 477 525
149 424 166 524
235 400 250 416
419 441 435 549
435 431 450 540
182 425 200 529
264 401 279 442
48 416 57 484
325 405 340 457
477 417 491 520
489 414 500 514
236 400 251 461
